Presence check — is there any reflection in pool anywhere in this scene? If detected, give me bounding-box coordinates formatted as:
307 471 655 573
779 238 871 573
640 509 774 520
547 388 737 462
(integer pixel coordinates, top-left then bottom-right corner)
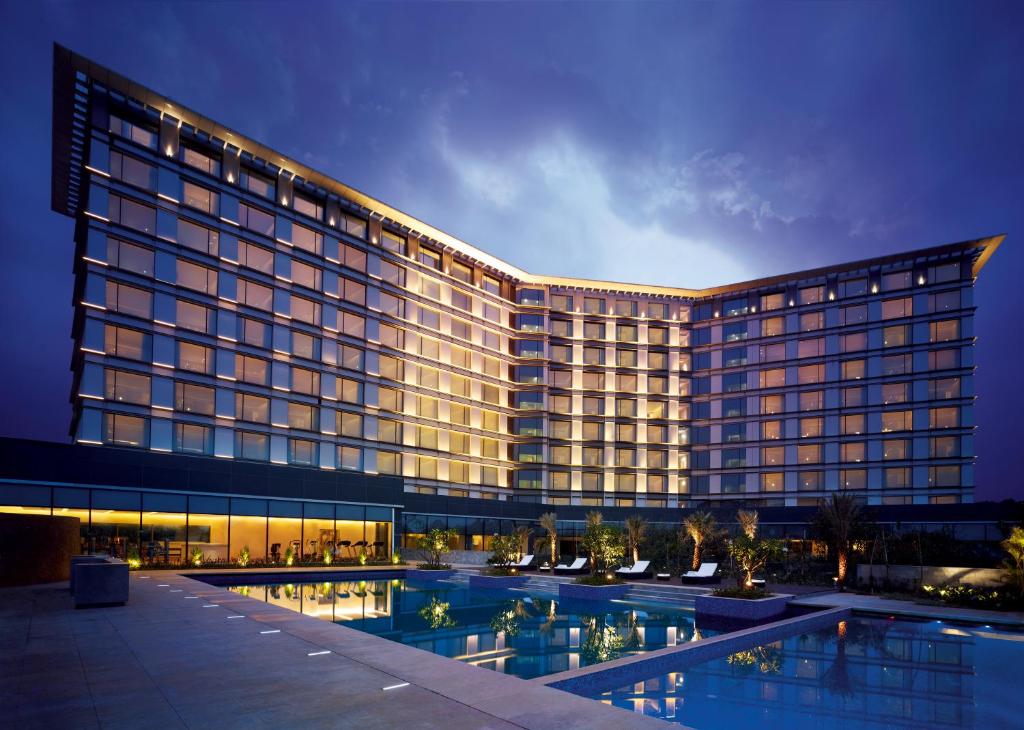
228 577 703 679
586 616 1024 729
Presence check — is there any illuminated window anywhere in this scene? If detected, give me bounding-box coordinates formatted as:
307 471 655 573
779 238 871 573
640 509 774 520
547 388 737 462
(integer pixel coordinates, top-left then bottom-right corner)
762 446 785 466
841 414 865 435
799 286 824 305
841 442 865 463
881 410 913 432
881 297 912 320
761 317 784 337
238 202 274 236
105 281 152 319
762 420 782 440
930 407 959 429
105 369 150 406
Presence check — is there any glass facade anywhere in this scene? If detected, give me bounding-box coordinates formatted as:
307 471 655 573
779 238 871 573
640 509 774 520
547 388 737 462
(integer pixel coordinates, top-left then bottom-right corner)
0 484 392 564
55 49 997 514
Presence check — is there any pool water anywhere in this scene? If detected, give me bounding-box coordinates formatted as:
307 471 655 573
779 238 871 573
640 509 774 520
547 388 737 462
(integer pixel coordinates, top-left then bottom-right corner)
227 577 705 679
586 616 1024 729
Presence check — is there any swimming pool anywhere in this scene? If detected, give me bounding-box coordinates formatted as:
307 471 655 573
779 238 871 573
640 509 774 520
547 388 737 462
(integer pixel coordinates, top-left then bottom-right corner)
226 576 706 679
584 615 1024 729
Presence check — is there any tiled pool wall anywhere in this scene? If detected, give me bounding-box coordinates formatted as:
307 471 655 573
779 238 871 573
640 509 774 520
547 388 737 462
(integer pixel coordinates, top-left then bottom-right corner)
542 605 852 695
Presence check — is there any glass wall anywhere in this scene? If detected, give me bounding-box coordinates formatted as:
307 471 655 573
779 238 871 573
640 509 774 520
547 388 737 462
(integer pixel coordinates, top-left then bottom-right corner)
0 483 394 565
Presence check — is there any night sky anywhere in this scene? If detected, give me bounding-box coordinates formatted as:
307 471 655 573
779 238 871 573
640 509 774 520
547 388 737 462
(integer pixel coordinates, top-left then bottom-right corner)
0 2 1021 499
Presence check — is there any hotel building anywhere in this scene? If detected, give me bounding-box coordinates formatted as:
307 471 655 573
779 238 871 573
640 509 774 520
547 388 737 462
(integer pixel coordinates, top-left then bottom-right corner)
0 46 1005 563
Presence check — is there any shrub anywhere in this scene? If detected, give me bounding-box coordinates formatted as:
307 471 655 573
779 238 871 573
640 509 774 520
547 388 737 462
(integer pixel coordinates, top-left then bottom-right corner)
323 548 333 566
486 534 520 574
391 552 402 565
284 546 295 567
580 519 626 575
238 546 250 568
189 547 203 567
417 528 459 569
575 573 624 586
126 546 141 570
712 586 773 599
357 551 368 566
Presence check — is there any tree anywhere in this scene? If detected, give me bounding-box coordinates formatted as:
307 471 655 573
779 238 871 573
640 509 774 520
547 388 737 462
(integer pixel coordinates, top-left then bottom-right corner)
625 515 648 564
813 494 864 589
1001 526 1024 593
584 511 604 567
417 528 460 569
580 521 626 576
513 525 532 558
488 534 519 571
736 509 759 539
683 511 719 571
727 534 783 587
538 512 559 565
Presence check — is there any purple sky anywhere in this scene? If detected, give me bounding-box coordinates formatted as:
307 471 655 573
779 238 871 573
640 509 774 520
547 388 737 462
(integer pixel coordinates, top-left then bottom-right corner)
0 2 1021 499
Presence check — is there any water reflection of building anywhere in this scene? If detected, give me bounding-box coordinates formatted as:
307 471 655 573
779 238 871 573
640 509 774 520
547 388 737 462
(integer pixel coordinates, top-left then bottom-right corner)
600 620 975 728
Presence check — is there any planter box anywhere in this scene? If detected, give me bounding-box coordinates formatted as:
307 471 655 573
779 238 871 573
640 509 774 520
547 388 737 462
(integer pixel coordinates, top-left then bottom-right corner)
405 568 457 581
695 593 792 622
559 581 629 601
469 573 529 589
72 558 129 608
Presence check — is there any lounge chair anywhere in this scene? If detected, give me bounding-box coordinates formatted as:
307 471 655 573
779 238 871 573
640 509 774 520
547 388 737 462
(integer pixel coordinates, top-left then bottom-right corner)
681 562 720 584
510 554 536 571
615 560 652 579
553 557 588 575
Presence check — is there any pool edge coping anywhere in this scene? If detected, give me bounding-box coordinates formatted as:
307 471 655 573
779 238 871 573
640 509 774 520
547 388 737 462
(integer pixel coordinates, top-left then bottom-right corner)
537 605 852 695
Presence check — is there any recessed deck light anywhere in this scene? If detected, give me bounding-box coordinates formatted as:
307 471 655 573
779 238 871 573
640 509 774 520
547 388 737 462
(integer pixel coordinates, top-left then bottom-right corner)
260 629 281 634
382 683 410 691
307 650 331 656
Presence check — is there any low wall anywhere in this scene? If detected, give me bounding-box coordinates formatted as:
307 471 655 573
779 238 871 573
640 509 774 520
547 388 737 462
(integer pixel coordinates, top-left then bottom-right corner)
0 513 81 587
856 564 1005 590
403 549 493 566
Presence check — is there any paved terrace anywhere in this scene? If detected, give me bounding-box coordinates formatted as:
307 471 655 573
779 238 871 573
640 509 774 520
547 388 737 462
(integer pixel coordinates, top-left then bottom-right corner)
1 572 668 730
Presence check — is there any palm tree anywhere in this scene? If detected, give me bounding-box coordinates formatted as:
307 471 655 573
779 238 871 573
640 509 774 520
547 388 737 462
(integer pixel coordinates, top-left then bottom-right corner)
682 511 718 571
625 515 648 564
736 509 759 539
513 525 532 559
584 511 603 566
813 494 864 590
538 512 559 565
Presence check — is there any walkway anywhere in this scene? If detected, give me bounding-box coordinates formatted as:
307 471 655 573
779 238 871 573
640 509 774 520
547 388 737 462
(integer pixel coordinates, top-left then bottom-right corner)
1 573 667 729
792 591 1024 626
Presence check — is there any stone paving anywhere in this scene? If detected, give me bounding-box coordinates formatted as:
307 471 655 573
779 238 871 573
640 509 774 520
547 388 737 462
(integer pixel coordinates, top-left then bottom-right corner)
1 573 667 729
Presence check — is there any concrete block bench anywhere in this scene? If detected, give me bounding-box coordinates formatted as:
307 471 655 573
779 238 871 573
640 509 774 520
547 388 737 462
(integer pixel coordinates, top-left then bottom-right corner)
72 557 129 608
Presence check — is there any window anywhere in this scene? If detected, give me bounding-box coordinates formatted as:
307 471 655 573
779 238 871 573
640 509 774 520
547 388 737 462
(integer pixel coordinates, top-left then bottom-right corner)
291 366 320 395
762 420 782 440
798 472 823 491
237 241 274 274
885 468 910 488
929 348 959 371
800 311 823 332
583 297 605 314
840 278 868 297
929 466 961 488
881 382 909 404
339 277 365 305
235 354 269 385
291 223 322 256
103 413 148 448
183 181 218 214
174 382 214 415
841 332 867 353
841 442 865 463
882 354 912 376
800 417 823 438
237 279 273 311
292 260 322 291
841 305 868 325
109 151 155 189
236 393 269 423
106 238 154 277
797 444 821 464
648 327 669 345
760 292 785 311
649 351 668 370
616 349 638 367
883 439 907 460
930 407 959 429
450 261 473 285
841 414 865 435
178 342 212 374
109 114 157 149
174 423 211 455
762 446 785 466
797 338 824 358
617 324 638 342
931 290 960 313
723 297 748 317
481 275 501 295
799 286 824 305
240 170 275 199
881 410 913 432
931 436 959 458
647 302 669 319
293 193 322 221
418 247 441 270
723 322 747 342
883 325 909 347
180 146 220 176
760 343 786 363
105 369 150 405
762 473 784 492
842 386 864 407
930 377 960 400
761 395 784 415
798 364 824 384
930 319 959 343
286 402 317 431
882 270 912 291
176 300 211 333
290 295 321 325
583 346 605 365
761 317 784 337
288 438 317 466
104 325 149 361
236 431 269 461
238 203 275 237
378 387 402 412
378 419 402 444
881 297 912 320
614 299 637 317
841 469 867 490
648 375 668 394
177 259 217 295
799 390 823 411
178 219 219 256
108 195 155 234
